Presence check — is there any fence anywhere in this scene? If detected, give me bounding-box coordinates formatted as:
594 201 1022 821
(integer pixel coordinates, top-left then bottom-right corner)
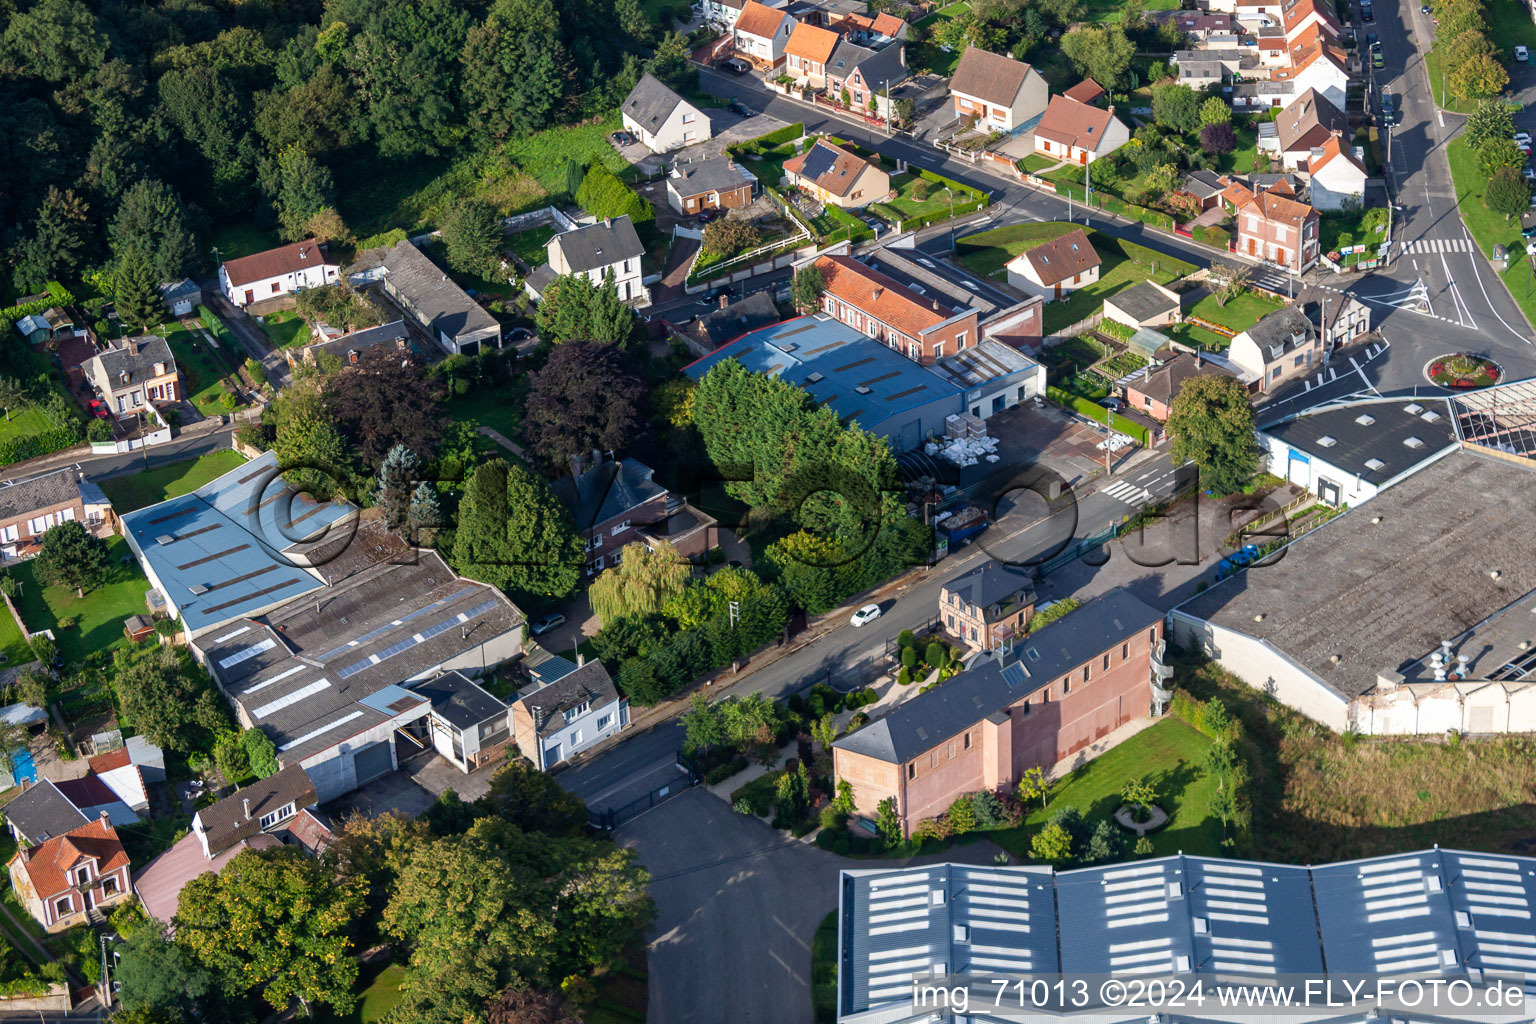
1042 312 1103 345
1038 524 1118 577
588 751 702 830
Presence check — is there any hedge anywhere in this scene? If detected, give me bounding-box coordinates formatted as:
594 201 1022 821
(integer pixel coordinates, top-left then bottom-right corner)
727 122 805 156
1046 386 1149 446
1048 182 1176 232
1194 225 1232 251
576 161 654 226
0 281 75 337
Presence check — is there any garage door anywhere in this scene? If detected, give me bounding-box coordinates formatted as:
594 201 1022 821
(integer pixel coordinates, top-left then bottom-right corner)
1286 455 1310 488
897 420 921 452
352 740 395 786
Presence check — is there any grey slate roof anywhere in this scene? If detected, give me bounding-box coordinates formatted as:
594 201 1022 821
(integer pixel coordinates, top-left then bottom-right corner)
1262 398 1456 483
941 559 1035 617
691 290 783 346
1131 351 1234 406
1 779 90 844
550 217 646 275
622 73 689 135
306 320 410 362
1106 280 1179 322
834 589 1161 763
418 671 508 731
827 37 907 89
513 659 621 736
159 278 201 303
194 764 316 857
94 335 177 387
1179 168 1226 201
0 468 83 522
668 157 758 199
374 240 501 344
1240 305 1313 355
551 458 666 531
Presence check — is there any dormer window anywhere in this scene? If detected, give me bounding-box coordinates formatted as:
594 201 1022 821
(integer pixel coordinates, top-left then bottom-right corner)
564 701 591 723
75 866 91 886
259 802 296 829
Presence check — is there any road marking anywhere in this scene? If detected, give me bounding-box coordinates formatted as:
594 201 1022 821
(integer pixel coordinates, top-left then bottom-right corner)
1101 479 1153 505
1439 110 1445 128
1401 238 1472 254
1442 252 1477 329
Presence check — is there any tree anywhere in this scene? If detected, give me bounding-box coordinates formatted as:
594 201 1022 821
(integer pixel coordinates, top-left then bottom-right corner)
701 218 762 259
303 207 353 245
1166 374 1260 496
175 847 365 1017
1487 167 1532 220
15 186 91 287
487 987 583 1024
646 32 696 93
375 444 421 532
462 0 571 143
534 271 640 347
33 520 109 596
775 761 810 818
1016 766 1048 811
326 347 443 464
11 667 51 709
1121 775 1159 817
618 0 656 43
0 377 30 421
1060 25 1134 91
111 645 229 754
1449 50 1508 102
1210 262 1252 306
1143 163 1181 197
521 341 644 473
1478 137 1528 179
211 730 249 782
1031 821 1073 864
589 540 692 625
574 162 654 226
876 796 902 844
116 925 214 1021
791 264 826 312
273 146 335 240
682 694 726 755
242 728 278 778
408 482 442 532
1199 96 1232 127
441 198 506 280
272 379 355 499
323 812 429 950
115 250 164 335
1466 100 1518 152
1151 82 1200 134
478 759 588 837
1085 818 1124 863
1200 121 1236 155
452 458 584 600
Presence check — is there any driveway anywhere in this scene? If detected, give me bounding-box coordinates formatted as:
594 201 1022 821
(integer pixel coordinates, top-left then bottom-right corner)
619 789 1008 1024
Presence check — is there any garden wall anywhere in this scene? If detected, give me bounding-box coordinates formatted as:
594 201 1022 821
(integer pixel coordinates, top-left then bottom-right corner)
0 984 73 1012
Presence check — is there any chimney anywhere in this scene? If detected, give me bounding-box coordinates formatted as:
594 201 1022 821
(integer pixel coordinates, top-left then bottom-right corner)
719 292 730 309
577 652 587 668
242 797 251 820
99 809 110 823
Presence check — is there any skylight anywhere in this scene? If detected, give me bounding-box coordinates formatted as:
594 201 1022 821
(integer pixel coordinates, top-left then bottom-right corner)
1364 458 1386 471
1316 435 1337 447
1404 437 1424 449
1355 413 1375 425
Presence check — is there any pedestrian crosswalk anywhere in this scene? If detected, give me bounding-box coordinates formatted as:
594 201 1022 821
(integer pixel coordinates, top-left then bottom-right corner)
1400 238 1474 254
1101 479 1153 506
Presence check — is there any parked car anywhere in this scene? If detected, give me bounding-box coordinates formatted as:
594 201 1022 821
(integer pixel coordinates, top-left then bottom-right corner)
1420 3 1431 12
697 208 722 224
1372 49 1384 68
1522 223 1536 238
1362 6 1374 21
88 399 109 419
849 603 882 627
609 130 635 146
729 98 753 116
1516 131 1533 151
1380 91 1398 124
721 57 751 75
529 612 566 636
1524 165 1536 182
1518 45 1531 61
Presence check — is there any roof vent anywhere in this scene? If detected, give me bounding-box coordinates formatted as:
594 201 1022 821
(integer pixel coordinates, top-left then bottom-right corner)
1316 435 1336 447
953 924 970 942
189 584 209 595
1404 403 1423 414
155 535 175 546
1193 916 1209 934
1355 413 1376 425
1403 437 1424 449
806 372 825 383
931 889 947 906
1166 881 1185 900
1364 458 1386 471
1421 409 1441 422
855 385 872 394
1425 873 1443 893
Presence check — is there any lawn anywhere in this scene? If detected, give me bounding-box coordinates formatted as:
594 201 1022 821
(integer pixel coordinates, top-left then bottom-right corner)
872 172 986 226
97 449 248 514
254 309 311 350
910 2 971 75
312 961 405 1024
208 220 280 265
1320 206 1390 267
506 225 556 269
0 600 31 670
1213 122 1261 176
1445 135 1536 330
0 406 57 446
161 323 239 416
1429 0 1536 111
992 716 1225 860
9 537 151 665
1167 289 1285 351
1018 153 1061 175
445 385 529 446
956 222 1197 333
1082 0 1178 20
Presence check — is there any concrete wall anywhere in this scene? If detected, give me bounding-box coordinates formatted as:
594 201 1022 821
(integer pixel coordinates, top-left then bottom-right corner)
1169 610 1350 730
299 717 401 804
1355 683 1536 735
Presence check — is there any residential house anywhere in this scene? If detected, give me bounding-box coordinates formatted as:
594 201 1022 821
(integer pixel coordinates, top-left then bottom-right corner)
1271 88 1350 170
1297 284 1371 349
1231 179 1320 271
552 453 715 573
940 560 1037 651
824 38 909 119
700 0 750 30
9 814 132 932
1305 133 1368 211
348 239 502 355
86 737 163 815
1102 280 1182 330
1172 49 1254 84
511 657 629 770
219 240 338 308
54 775 141 829
1005 228 1101 301
832 10 909 44
159 279 201 318
84 335 180 417
784 22 842 87
1228 305 1322 391
1232 79 1296 109
621 74 711 153
416 672 514 773
1033 95 1130 165
1 780 88 846
1126 351 1237 421
733 0 797 68
832 590 1164 835
782 139 890 209
1176 169 1228 211
1147 10 1238 39
538 216 649 305
288 320 412 369
666 157 758 215
1062 78 1107 105
813 253 981 364
0 467 110 562
1255 29 1292 68
133 765 323 922
947 47 1049 134
1272 37 1349 111
1282 0 1341 42
674 290 783 355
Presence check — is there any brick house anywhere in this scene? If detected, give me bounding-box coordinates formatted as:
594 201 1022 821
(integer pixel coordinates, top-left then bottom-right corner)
7 814 132 932
814 254 981 364
782 140 890 209
825 39 909 121
552 454 716 574
1271 88 1349 171
1125 351 1237 422
1231 180 1320 272
832 590 1164 835
84 335 181 417
1297 285 1371 350
0 467 112 562
939 560 1037 651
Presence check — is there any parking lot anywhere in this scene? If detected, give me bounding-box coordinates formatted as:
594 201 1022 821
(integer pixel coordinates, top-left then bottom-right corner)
978 400 1132 486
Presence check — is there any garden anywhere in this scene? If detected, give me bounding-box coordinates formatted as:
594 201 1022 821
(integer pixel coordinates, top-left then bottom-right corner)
162 316 245 417
1320 206 1390 268
254 309 311 350
1426 352 1502 388
4 536 151 665
0 323 84 467
1165 287 1285 352
97 450 249 514
866 170 990 232
1445 132 1536 330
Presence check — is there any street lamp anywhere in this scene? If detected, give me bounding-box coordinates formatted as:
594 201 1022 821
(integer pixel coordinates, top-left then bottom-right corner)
943 187 955 251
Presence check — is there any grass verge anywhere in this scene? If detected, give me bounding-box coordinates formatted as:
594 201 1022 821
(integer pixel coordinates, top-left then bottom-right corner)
1445 135 1536 331
98 450 248 514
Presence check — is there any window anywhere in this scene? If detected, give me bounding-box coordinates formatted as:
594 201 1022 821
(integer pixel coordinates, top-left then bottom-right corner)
1103 653 1111 670
1122 643 1129 659
1023 700 1031 715
0 525 16 543
682 131 697 143
75 867 91 885
259 802 296 829
597 714 611 730
1149 628 1157 644
682 112 695 123
946 614 954 627
1271 367 1282 380
947 741 955 759
963 732 971 750
907 763 916 779
852 190 862 200
1063 676 1071 694
956 331 968 349
54 897 72 918
1082 665 1090 682
930 751 938 768
564 701 591 723
611 520 631 535
101 875 119 895
1294 354 1305 367
271 282 281 293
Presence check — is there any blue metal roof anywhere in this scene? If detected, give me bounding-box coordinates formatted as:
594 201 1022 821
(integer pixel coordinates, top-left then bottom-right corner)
682 316 963 437
119 449 356 635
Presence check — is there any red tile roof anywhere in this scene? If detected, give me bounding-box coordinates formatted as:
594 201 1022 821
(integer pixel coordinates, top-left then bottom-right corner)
221 241 334 288
1035 95 1117 154
735 0 790 39
786 22 840 64
1308 133 1367 177
782 140 877 197
816 255 959 337
871 11 907 36
1250 185 1315 230
9 818 128 901
1063 79 1106 105
88 749 131 773
1014 228 1100 286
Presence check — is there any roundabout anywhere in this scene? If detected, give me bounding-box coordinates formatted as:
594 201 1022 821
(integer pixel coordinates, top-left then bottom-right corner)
1425 353 1503 389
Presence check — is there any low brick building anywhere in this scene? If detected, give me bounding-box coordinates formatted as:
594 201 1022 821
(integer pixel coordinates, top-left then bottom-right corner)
939 560 1036 651
814 254 981 365
833 590 1163 835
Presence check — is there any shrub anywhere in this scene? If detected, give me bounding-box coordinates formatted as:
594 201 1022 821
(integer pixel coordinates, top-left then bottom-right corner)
947 795 976 834
897 666 912 685
704 756 749 785
848 711 869 729
850 835 870 854
816 828 838 850
702 218 763 259
820 805 847 831
900 646 917 669
833 838 852 855
732 798 755 816
87 418 113 443
971 790 1006 828
897 629 915 647
925 641 947 670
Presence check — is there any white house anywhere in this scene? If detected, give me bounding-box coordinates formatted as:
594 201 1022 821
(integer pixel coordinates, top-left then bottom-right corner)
1033 95 1130 164
219 240 338 308
733 0 797 68
511 657 630 770
1272 43 1349 111
621 74 711 154
540 216 649 305
1004 228 1101 301
1305 134 1368 211
416 672 516 774
946 46 1049 133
